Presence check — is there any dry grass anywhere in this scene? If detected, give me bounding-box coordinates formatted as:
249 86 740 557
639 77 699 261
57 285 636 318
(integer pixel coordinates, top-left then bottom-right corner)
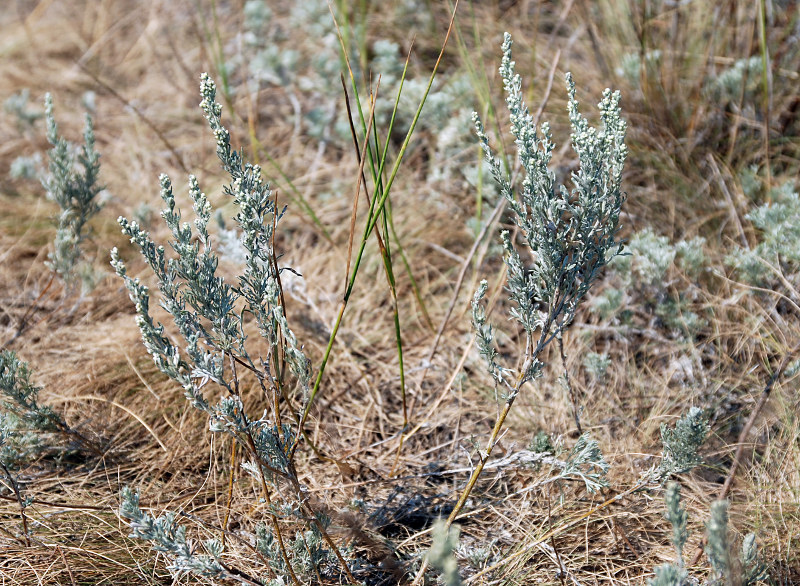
1 0 799 584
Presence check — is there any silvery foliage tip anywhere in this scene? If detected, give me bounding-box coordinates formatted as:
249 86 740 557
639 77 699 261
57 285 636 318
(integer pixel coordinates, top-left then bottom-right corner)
647 481 692 586
471 32 627 389
664 481 688 561
656 406 709 481
704 499 768 585
705 500 729 582
740 532 769 585
427 520 462 586
119 486 230 579
560 432 610 493
647 563 689 586
42 94 103 285
111 73 310 465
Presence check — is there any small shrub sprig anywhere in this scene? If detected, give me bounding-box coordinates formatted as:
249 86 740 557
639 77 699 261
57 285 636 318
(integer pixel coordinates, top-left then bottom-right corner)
119 487 232 581
453 30 626 529
4 96 104 347
0 350 104 544
42 94 103 288
0 351 62 435
112 74 355 585
417 31 627 584
427 521 462 586
655 406 710 482
649 482 769 586
0 349 102 458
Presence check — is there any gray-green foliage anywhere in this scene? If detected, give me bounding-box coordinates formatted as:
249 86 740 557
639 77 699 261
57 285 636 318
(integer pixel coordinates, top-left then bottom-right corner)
655 295 707 338
648 485 768 586
616 50 662 89
675 237 707 278
512 432 609 490
119 487 231 580
615 228 676 287
656 406 709 481
112 73 347 583
740 533 769 585
704 500 769 585
706 56 763 104
590 287 624 320
560 432 610 493
9 153 42 181
471 32 627 395
235 0 349 141
602 228 708 336
0 350 63 437
255 517 336 580
4 88 42 130
528 430 555 455
665 482 688 561
254 514 342 584
705 500 729 582
1 349 101 465
111 73 310 419
610 228 707 284
427 521 461 586
726 180 800 285
648 562 689 586
583 351 611 381
42 94 103 287
0 350 97 544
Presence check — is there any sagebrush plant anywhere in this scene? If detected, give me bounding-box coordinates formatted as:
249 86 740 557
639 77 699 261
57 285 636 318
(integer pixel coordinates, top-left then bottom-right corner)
648 482 769 586
0 349 99 458
655 406 710 482
416 30 628 582
595 228 709 338
0 350 103 545
0 350 63 437
119 487 232 581
4 88 42 131
458 30 625 513
111 74 357 585
726 179 800 286
42 93 103 289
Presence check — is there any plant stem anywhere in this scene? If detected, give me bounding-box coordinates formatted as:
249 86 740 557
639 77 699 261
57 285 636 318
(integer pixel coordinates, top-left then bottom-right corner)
558 333 582 435
0 462 30 546
245 432 301 586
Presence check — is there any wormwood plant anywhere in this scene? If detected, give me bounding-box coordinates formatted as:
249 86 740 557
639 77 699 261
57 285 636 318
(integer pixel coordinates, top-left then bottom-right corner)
649 482 768 586
415 31 626 584
444 30 626 530
654 406 710 482
42 94 103 289
3 95 104 348
0 350 103 544
112 74 355 585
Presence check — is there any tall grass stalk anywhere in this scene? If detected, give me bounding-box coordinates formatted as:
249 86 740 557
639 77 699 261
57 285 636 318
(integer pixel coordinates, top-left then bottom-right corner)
293 1 460 451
